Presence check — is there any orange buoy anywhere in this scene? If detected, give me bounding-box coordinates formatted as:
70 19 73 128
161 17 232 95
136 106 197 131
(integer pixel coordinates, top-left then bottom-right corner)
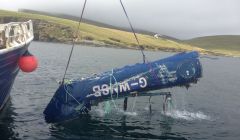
18 54 38 73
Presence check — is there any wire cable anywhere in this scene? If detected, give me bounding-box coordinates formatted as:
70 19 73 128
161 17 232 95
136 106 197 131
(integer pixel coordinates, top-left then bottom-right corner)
119 0 146 63
62 0 87 83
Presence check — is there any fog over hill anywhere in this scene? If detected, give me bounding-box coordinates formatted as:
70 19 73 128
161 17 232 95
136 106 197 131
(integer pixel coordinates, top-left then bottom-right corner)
1 0 240 39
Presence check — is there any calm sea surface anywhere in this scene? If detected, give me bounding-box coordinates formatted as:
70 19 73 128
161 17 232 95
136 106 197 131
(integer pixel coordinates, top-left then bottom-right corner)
0 41 240 140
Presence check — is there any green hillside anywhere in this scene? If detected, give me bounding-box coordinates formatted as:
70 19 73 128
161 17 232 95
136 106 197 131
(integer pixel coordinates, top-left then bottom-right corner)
185 35 240 56
2 9 237 57
0 10 207 52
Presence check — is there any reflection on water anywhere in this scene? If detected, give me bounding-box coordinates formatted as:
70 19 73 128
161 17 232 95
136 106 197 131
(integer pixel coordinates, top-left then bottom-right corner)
165 109 211 121
0 41 239 139
0 100 18 140
50 111 180 139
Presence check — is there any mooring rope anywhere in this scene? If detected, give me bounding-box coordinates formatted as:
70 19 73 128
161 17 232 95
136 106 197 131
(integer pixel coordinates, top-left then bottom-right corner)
119 0 146 63
62 0 88 83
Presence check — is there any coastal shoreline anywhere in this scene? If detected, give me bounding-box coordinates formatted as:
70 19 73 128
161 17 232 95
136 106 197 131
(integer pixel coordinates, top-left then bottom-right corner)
33 40 237 58
1 10 239 57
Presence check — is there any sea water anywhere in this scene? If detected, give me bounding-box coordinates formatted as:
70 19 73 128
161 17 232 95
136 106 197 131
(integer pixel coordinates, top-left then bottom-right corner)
0 41 240 139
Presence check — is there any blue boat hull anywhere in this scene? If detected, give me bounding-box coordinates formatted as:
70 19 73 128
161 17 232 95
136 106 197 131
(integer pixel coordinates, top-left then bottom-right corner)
44 51 203 123
0 44 29 111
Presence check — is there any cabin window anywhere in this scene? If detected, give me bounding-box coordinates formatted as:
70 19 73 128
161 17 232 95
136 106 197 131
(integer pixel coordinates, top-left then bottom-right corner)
0 31 5 49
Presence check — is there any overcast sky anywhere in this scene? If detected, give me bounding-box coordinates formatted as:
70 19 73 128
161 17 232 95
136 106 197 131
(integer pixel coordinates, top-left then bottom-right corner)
1 0 240 39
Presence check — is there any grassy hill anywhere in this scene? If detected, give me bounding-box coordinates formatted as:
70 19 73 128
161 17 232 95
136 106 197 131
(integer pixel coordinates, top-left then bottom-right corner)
1 9 235 56
18 9 157 36
185 35 240 56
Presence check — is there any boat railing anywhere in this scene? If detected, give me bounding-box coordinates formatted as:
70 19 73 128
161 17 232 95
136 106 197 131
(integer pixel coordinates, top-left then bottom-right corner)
0 20 34 50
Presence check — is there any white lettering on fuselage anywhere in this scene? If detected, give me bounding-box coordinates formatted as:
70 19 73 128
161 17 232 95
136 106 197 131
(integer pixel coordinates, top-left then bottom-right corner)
139 77 147 88
91 77 147 97
92 85 101 97
119 82 130 93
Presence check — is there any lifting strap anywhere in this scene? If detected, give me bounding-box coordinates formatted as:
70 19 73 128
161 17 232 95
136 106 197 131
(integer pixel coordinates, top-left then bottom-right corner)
62 0 88 82
119 0 146 63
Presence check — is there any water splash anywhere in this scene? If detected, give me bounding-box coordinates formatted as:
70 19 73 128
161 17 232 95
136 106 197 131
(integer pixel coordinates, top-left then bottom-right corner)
164 110 211 121
144 106 149 111
94 102 138 117
118 109 138 116
94 108 106 117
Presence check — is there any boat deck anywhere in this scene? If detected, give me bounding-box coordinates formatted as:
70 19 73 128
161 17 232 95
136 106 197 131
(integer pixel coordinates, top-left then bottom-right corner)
0 20 34 111
0 20 33 51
